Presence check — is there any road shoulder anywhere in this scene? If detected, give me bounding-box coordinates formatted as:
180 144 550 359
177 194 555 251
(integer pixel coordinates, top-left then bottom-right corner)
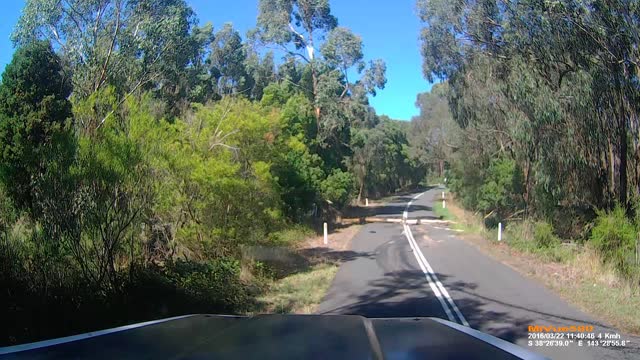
440 196 640 340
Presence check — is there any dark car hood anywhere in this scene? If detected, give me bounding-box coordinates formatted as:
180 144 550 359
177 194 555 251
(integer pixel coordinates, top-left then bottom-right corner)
0 314 547 359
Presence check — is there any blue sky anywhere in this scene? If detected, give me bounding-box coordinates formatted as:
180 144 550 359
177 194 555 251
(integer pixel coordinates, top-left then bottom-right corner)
0 0 433 120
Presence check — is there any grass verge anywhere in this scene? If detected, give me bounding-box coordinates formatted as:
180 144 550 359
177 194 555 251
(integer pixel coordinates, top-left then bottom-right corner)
254 263 338 314
246 224 361 315
439 194 640 335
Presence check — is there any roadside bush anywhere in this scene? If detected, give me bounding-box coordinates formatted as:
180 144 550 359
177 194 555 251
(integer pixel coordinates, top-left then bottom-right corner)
504 220 536 252
166 259 249 312
533 221 560 248
320 169 356 209
476 158 524 215
590 206 638 279
504 220 572 262
266 225 314 246
1 254 252 346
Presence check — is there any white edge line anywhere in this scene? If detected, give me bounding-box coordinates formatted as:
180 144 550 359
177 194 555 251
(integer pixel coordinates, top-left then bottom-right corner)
403 223 456 323
0 314 202 355
406 225 470 327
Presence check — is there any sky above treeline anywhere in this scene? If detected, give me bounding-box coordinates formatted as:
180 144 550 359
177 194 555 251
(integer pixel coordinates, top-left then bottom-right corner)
0 0 433 121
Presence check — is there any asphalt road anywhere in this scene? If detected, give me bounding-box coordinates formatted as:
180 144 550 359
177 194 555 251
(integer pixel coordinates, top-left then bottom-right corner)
317 187 640 359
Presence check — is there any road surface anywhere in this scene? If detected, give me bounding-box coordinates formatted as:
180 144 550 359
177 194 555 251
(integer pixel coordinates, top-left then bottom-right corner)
317 186 639 359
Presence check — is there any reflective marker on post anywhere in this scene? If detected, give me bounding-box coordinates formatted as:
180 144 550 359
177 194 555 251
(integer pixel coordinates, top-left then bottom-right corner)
323 222 328 245
498 222 502 242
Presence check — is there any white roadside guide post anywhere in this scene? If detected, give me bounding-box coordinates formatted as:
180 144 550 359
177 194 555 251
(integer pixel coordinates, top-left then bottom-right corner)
324 199 333 245
365 198 369 207
498 222 502 241
323 222 328 245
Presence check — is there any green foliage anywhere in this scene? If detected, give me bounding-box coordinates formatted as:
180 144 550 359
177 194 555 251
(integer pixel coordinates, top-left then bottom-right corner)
1 0 420 345
13 0 209 109
321 27 364 73
533 221 560 248
348 119 421 201
165 259 248 311
209 23 251 96
320 169 356 209
256 0 337 49
267 225 315 246
0 185 16 234
590 206 639 278
262 82 296 107
504 220 572 263
272 135 325 218
417 0 640 222
0 40 73 213
476 158 524 216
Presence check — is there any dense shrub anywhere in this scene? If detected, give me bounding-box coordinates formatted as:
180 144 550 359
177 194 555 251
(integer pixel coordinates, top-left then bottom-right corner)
0 250 251 346
590 206 638 279
166 259 249 312
533 221 560 248
321 169 356 209
502 220 572 262
449 157 524 223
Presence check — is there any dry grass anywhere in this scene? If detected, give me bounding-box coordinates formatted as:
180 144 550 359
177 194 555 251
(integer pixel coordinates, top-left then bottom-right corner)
443 196 640 335
248 223 361 315
255 263 338 314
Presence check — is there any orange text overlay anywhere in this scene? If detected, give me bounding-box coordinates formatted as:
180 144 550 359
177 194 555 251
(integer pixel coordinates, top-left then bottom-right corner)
528 325 594 333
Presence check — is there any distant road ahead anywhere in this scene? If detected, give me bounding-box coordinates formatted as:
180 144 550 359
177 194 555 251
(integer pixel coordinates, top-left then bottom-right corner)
317 187 639 360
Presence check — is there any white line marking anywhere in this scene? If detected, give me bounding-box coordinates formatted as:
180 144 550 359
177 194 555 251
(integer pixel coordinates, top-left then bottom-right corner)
403 190 469 327
403 223 456 323
417 219 452 224
405 225 469 327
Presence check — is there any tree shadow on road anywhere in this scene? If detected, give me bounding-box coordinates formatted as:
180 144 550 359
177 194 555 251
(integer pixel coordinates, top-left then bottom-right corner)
244 245 375 279
315 269 617 345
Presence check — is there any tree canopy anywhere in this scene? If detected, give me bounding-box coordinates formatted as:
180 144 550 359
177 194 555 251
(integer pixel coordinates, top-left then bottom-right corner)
1 0 424 346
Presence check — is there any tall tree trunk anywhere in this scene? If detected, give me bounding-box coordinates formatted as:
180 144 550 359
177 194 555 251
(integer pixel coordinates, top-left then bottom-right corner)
609 137 616 205
308 31 321 126
312 65 320 122
619 107 628 211
614 80 628 211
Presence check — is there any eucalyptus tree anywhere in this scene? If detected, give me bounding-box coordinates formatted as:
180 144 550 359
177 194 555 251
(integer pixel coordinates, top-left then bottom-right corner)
255 0 337 121
417 0 640 219
13 0 212 123
245 51 276 100
209 23 252 97
0 41 73 214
